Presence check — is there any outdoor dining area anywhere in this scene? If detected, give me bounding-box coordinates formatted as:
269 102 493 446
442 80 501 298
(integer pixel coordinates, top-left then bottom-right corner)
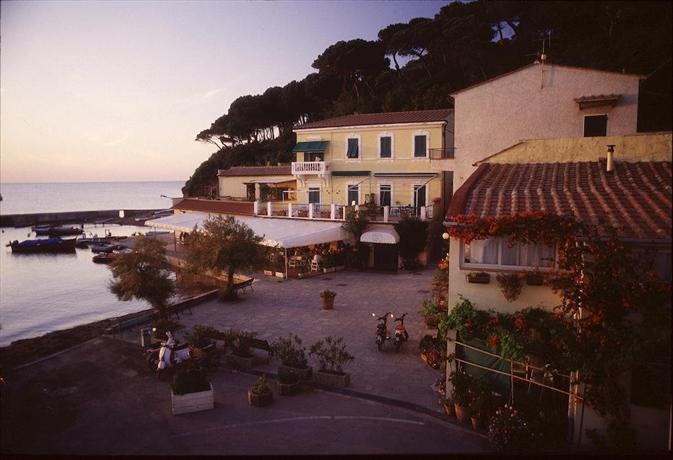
263 241 348 279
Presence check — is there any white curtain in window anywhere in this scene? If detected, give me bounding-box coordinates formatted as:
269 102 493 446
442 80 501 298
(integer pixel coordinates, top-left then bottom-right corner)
520 242 555 267
501 239 519 265
466 238 498 264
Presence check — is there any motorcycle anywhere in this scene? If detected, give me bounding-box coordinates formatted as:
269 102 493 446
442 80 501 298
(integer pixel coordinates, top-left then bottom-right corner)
146 330 191 378
372 312 393 351
393 313 409 352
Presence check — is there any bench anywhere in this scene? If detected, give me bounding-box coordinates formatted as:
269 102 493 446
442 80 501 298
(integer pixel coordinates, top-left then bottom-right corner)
242 337 272 363
234 277 255 294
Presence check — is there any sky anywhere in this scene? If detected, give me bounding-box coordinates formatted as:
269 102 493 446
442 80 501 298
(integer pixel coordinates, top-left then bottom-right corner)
0 0 447 183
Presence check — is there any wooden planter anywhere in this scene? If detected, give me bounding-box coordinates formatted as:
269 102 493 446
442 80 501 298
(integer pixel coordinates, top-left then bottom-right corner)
278 364 312 381
171 384 214 415
320 295 335 310
454 403 469 423
467 273 490 284
313 369 350 388
227 353 255 370
248 389 273 407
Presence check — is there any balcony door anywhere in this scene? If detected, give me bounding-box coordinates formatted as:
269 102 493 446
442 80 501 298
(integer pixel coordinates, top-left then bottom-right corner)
303 152 323 162
413 184 426 213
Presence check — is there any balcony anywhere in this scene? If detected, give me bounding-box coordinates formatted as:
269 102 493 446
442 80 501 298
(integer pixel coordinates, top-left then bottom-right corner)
291 161 327 175
429 148 455 160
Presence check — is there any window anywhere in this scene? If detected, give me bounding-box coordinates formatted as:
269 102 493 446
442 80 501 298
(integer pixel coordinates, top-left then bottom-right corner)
414 135 427 157
380 136 392 158
463 237 556 268
347 137 359 159
584 115 607 137
308 187 320 204
413 184 426 209
379 184 391 207
347 184 359 206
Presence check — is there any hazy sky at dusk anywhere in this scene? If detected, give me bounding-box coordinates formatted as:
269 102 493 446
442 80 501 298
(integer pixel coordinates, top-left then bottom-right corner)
0 0 446 183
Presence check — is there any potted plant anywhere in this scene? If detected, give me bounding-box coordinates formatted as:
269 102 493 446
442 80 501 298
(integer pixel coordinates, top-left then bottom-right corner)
467 271 490 284
276 367 301 395
421 299 441 328
271 333 312 381
319 290 336 309
469 390 489 431
419 334 441 369
309 336 354 387
449 370 473 423
170 364 214 415
443 397 455 417
226 330 257 370
496 273 523 302
185 325 217 360
248 374 273 407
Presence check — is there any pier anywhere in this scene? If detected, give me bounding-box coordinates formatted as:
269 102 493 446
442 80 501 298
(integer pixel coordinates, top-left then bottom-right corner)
0 208 172 228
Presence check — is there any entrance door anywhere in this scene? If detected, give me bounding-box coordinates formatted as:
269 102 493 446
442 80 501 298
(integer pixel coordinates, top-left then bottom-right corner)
373 244 398 271
414 185 427 214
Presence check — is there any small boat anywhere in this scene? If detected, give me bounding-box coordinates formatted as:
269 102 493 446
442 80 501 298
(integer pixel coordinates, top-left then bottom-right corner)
7 237 77 254
92 252 118 264
75 238 90 249
48 226 84 237
32 225 52 236
90 243 115 253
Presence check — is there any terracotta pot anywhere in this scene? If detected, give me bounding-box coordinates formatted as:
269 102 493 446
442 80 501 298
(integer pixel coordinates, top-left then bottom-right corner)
443 401 454 417
248 389 273 407
320 295 335 310
470 416 480 431
454 403 469 423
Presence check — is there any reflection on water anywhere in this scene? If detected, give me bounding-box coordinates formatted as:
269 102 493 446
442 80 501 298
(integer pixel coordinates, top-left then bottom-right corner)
0 224 153 346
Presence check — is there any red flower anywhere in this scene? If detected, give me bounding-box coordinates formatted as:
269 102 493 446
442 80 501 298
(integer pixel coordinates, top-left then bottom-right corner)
488 335 499 348
514 317 526 329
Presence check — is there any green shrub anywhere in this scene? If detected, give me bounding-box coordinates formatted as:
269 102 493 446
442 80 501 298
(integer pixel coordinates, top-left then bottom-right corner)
309 336 354 374
271 334 308 368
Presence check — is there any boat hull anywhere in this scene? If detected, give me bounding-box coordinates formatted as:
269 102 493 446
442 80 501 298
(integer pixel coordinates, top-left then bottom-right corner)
9 237 77 254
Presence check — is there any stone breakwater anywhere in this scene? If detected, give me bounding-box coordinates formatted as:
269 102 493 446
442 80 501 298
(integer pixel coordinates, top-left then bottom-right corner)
0 208 168 228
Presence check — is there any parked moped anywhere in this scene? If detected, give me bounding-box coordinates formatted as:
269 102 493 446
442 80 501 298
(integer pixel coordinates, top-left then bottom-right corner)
393 313 409 352
146 330 191 378
372 312 393 351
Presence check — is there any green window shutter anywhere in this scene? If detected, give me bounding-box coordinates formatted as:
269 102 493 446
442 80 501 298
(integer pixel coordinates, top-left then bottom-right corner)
380 137 391 158
414 135 427 157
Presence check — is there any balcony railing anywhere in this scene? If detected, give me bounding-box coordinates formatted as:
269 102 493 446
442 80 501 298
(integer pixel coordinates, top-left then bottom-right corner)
429 148 455 159
291 161 327 175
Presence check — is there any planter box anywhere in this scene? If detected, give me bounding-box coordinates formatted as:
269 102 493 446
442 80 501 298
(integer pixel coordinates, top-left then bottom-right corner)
263 270 274 276
275 272 285 279
467 273 490 284
276 380 301 396
171 384 214 415
226 353 255 370
323 267 337 273
313 369 350 388
248 389 273 407
278 364 312 381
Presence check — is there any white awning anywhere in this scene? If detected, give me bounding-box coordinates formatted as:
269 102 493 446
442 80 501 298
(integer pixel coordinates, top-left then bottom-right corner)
145 212 349 249
360 227 400 244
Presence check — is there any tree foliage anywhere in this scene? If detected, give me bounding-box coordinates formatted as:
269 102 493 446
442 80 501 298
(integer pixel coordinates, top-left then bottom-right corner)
185 1 672 196
184 216 265 297
394 216 429 266
108 236 175 318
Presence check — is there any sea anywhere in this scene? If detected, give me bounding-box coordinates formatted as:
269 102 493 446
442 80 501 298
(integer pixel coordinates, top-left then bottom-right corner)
0 181 184 346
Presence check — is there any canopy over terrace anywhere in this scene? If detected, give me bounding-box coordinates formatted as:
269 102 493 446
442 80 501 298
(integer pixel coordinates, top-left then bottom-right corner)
145 212 350 249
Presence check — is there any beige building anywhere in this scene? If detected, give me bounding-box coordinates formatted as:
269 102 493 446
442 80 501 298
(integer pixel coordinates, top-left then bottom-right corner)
444 133 672 449
446 63 643 193
218 165 295 201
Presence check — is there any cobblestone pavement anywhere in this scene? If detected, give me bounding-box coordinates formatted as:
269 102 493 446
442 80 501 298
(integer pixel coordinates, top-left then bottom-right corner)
1 336 489 455
123 268 445 411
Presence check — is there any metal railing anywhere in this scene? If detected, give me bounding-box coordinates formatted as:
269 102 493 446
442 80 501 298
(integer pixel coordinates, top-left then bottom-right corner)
429 147 455 159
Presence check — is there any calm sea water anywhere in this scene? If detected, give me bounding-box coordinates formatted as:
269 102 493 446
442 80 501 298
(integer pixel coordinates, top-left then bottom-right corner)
0 181 185 346
0 181 184 215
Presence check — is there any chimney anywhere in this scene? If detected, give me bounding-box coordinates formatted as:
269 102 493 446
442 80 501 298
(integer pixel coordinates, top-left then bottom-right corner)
606 145 615 172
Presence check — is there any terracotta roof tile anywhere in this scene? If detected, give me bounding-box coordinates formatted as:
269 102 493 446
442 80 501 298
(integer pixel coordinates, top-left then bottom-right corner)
218 166 291 176
294 109 452 130
447 161 672 241
172 199 254 216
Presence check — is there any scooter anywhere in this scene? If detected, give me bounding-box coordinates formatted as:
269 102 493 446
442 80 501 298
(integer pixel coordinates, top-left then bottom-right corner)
393 313 409 352
372 312 393 351
146 330 191 378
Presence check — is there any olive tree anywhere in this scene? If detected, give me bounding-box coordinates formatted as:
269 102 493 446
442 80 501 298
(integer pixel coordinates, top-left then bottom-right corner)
184 215 265 299
108 236 175 318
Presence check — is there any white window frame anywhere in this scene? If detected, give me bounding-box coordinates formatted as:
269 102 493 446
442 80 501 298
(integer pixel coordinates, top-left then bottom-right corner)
411 183 428 207
378 132 394 160
345 134 362 161
583 113 608 137
411 130 430 159
346 182 360 206
308 187 321 205
378 183 393 207
460 237 558 271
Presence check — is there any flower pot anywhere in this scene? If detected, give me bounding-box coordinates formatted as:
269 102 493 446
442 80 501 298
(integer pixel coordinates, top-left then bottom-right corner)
278 364 312 381
443 401 454 417
313 369 350 388
454 403 469 423
248 389 273 407
226 353 255 370
171 383 214 415
320 295 335 310
470 415 480 431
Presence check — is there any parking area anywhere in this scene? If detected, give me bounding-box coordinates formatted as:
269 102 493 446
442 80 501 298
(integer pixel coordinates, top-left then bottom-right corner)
120 268 444 410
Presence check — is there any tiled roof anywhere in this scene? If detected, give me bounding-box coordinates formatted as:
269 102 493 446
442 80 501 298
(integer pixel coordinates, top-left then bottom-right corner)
294 109 452 130
172 199 254 216
218 166 291 177
447 161 672 241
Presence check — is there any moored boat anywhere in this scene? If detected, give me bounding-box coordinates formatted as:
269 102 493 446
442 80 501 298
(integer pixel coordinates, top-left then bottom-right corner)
48 226 84 236
92 252 118 264
32 225 52 236
7 237 77 254
90 243 115 253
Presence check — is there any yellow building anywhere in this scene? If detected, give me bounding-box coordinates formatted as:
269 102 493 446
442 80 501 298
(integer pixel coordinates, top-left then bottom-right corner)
291 109 454 217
